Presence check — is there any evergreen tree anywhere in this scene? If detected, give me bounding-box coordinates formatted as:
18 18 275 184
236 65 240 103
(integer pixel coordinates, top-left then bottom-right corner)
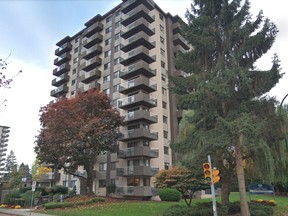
170 0 286 215
4 150 17 173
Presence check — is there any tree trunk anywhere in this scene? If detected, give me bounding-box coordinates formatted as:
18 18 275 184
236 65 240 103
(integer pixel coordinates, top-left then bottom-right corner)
85 161 95 195
221 174 232 205
235 134 250 216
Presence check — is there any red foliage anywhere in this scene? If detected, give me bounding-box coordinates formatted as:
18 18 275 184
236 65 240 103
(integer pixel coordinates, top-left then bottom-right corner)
35 89 124 193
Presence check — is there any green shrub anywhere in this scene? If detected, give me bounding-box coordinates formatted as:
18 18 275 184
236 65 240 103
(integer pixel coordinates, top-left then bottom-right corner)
44 202 74 209
51 185 68 195
20 190 41 207
225 201 241 214
4 189 20 205
162 205 192 216
159 188 181 202
75 201 85 206
107 183 116 194
249 203 274 216
62 202 74 208
86 199 93 204
92 197 105 202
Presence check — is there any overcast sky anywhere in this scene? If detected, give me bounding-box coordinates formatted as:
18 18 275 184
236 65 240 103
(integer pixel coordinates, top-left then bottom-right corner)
0 0 287 167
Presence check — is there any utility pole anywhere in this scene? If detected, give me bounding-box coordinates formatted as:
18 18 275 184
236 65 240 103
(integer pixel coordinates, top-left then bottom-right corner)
208 155 218 216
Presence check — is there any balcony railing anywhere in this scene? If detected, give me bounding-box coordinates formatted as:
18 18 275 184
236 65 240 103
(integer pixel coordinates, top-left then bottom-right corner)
50 85 68 97
54 53 71 66
40 172 60 182
117 166 159 177
118 146 159 158
123 110 157 124
52 73 69 87
121 17 155 39
53 63 70 76
84 22 104 38
55 42 72 56
121 0 154 14
79 69 101 84
121 46 155 66
121 4 155 26
173 33 190 50
120 60 156 80
119 76 156 94
118 93 157 109
119 128 158 141
115 186 158 197
120 32 156 52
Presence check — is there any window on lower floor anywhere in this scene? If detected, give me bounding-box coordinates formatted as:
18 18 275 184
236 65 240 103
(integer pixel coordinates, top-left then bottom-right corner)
99 163 107 171
164 163 169 170
143 178 150 186
127 178 140 186
99 180 106 187
164 146 169 155
111 162 116 170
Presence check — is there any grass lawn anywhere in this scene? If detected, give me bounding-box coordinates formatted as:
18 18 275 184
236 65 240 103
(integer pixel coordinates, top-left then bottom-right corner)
38 193 288 216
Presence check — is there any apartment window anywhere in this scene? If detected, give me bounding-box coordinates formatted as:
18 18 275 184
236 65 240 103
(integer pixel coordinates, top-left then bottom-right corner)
114 58 121 65
113 84 120 93
164 146 169 155
159 13 164 21
104 62 111 70
71 90 75 96
105 50 111 58
106 26 112 34
115 32 121 40
161 74 166 81
162 87 167 95
112 98 120 107
74 47 78 53
103 88 110 95
105 38 112 46
116 10 121 17
106 16 112 23
143 140 149 147
114 45 120 53
73 68 77 74
99 163 107 171
71 79 76 85
75 37 80 43
161 61 165 68
99 180 106 187
73 57 78 64
160 24 164 32
128 141 138 148
163 115 167 124
164 162 170 170
111 162 116 170
104 74 111 83
110 179 116 185
127 178 140 186
163 130 168 139
113 70 120 78
160 48 165 56
63 180 68 187
143 178 150 186
115 21 121 28
143 159 150 166
69 180 76 188
162 101 167 109
160 36 164 44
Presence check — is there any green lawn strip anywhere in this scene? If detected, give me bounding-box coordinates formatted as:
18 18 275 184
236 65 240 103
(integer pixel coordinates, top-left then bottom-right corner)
39 193 288 216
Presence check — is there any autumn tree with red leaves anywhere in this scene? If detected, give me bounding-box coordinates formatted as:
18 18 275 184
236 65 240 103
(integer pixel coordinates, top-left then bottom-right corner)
34 89 124 194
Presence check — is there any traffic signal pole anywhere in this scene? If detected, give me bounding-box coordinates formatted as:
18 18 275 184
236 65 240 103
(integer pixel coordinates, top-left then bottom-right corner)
208 155 218 216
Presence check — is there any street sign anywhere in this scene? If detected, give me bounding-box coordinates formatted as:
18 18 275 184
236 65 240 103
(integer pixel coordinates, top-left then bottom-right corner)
32 181 36 192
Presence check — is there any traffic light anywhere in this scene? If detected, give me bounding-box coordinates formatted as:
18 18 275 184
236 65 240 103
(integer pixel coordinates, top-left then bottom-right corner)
203 163 212 183
213 169 221 184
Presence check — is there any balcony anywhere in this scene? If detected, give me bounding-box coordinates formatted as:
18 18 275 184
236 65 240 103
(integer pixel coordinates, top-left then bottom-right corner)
82 33 103 49
79 81 101 93
54 53 71 66
173 33 190 50
82 44 103 60
39 172 60 182
116 166 159 177
119 75 156 94
120 32 155 52
118 92 157 110
2 128 10 133
79 69 101 84
118 146 158 158
172 22 181 34
1 133 9 138
1 139 8 143
0 148 7 153
81 56 102 72
0 153 6 158
0 143 8 148
53 63 70 76
50 84 68 98
121 4 155 26
174 44 187 54
52 73 69 87
121 46 155 66
121 17 155 39
115 186 158 197
121 0 154 14
55 42 72 57
120 61 156 80
84 22 104 38
119 128 158 141
123 110 157 124
175 69 188 77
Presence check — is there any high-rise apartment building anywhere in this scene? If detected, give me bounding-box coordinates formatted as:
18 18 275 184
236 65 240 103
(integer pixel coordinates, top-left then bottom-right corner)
51 0 189 198
0 126 9 177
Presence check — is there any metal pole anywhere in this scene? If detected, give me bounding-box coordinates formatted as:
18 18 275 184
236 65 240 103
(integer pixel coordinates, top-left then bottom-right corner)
208 155 218 216
29 191 34 216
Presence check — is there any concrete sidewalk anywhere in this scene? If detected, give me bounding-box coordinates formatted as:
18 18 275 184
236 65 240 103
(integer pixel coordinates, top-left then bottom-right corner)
0 208 55 216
